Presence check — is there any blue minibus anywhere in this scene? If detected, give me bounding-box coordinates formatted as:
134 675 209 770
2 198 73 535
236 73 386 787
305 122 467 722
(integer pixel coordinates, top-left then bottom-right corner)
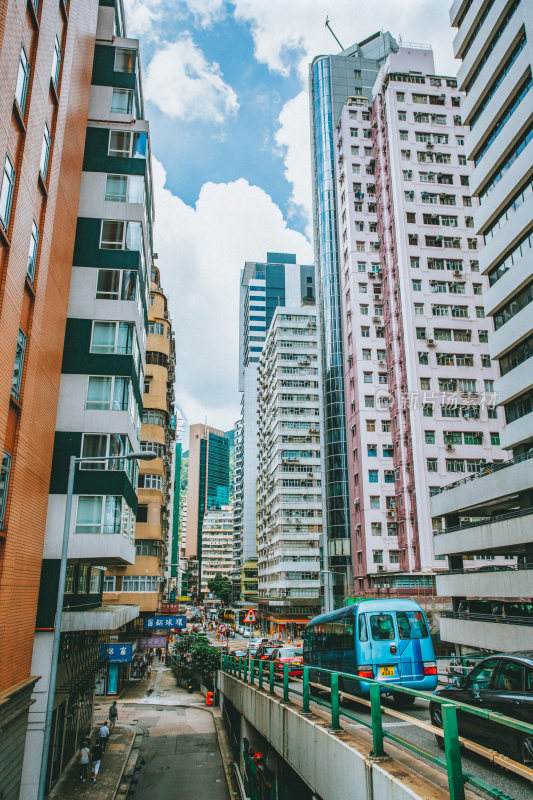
303 598 437 707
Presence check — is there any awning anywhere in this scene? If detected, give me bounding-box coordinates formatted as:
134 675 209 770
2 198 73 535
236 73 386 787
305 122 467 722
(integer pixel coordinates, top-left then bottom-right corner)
61 604 139 632
266 616 311 624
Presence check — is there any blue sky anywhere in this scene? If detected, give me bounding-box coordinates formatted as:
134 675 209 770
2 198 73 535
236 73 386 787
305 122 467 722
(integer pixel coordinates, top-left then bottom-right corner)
123 1 458 436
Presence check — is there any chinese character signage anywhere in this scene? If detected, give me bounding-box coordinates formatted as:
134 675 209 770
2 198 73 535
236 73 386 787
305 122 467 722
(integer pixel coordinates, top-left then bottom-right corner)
144 615 186 629
138 636 167 648
108 643 135 663
161 603 178 613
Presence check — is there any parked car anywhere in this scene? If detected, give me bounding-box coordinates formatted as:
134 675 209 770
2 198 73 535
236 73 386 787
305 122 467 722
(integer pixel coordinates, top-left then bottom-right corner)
429 652 533 766
269 646 304 678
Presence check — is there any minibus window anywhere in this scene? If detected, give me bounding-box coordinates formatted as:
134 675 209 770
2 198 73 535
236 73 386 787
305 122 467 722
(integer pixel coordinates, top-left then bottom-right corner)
370 614 395 641
396 611 429 639
358 614 368 642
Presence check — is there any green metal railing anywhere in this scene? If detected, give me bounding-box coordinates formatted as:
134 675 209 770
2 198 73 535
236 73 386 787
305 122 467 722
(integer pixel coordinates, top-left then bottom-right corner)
221 655 533 800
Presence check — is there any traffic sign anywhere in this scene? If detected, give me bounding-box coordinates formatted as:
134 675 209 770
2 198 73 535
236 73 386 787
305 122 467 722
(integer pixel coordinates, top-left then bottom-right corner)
243 608 256 624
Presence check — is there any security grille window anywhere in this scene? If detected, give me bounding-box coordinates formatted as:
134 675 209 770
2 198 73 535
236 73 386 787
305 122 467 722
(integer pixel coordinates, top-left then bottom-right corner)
111 88 134 114
64 565 76 594
0 451 12 528
100 219 142 251
39 124 51 179
85 376 130 411
140 441 165 458
121 575 160 592
148 322 165 335
91 321 135 355
138 474 163 490
96 269 137 300
15 46 30 113
51 35 61 88
145 351 168 366
0 155 16 230
103 576 116 592
105 174 144 203
142 409 166 426
75 495 123 534
11 329 26 400
89 568 102 594
108 130 147 158
114 47 136 73
26 221 39 283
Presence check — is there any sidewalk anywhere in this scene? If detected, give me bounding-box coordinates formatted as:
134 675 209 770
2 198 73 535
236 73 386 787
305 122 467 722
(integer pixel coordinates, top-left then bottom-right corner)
49 725 135 800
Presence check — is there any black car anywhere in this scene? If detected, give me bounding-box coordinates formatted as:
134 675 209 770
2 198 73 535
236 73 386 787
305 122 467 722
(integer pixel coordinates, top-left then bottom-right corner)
429 652 533 765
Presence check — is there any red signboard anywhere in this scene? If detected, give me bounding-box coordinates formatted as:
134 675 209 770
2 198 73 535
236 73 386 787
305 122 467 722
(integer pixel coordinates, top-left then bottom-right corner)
161 603 179 613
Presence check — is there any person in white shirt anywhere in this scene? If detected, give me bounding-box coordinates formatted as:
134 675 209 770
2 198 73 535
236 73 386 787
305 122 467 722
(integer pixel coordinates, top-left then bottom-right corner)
99 721 110 753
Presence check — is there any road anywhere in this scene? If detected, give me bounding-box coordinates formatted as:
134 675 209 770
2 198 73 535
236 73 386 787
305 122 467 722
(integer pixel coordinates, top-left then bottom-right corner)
206 630 532 800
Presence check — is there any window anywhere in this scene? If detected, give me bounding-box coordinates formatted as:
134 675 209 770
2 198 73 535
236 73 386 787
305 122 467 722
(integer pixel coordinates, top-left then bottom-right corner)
410 257 420 269
142 409 166 426
412 280 421 292
362 348 371 360
100 219 142 250
490 433 500 445
136 504 148 523
108 130 147 159
105 173 145 204
389 550 399 564
89 567 102 594
15 46 30 113
103 575 116 592
370 496 380 510
396 92 405 102
0 155 16 230
26 221 39 283
81 432 132 472
0 451 12 528
96 269 137 301
398 110 406 121
366 419 375 432
414 304 424 316
384 470 394 484
111 88 134 114
364 396 374 408
420 377 431 390
361 326 370 337
424 430 435 444
481 354 491 367
371 522 382 536
383 445 393 457
427 458 438 472
75 495 123 534
138 473 163 490
368 470 378 483
65 565 76 594
418 351 428 365
397 611 428 639
464 432 483 445
367 444 377 457
51 35 61 89
114 47 136 73
91 321 135 355
11 329 26 400
363 372 372 383
423 404 433 417
121 575 160 592
86 376 130 411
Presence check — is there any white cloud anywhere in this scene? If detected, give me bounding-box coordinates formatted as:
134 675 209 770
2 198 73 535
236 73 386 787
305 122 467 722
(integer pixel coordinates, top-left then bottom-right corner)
151 158 313 432
123 0 163 39
144 36 239 122
231 0 457 80
274 91 312 232
181 0 225 27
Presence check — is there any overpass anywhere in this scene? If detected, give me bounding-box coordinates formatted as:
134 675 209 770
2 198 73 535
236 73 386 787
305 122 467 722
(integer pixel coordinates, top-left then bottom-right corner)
217 656 533 800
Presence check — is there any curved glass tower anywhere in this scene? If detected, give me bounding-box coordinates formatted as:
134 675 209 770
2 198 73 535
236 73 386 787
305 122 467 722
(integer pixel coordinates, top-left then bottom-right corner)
310 33 397 607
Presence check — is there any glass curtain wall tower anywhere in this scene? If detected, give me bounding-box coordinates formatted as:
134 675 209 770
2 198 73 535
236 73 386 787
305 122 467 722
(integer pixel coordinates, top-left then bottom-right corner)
310 32 398 607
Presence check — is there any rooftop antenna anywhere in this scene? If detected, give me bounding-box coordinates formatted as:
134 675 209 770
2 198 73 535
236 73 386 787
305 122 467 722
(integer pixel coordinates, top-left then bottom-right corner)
325 17 344 51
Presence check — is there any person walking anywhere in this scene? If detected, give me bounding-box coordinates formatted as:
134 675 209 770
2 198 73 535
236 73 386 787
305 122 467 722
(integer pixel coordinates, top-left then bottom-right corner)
146 662 152 681
91 740 103 783
99 720 110 753
109 700 118 731
78 741 91 782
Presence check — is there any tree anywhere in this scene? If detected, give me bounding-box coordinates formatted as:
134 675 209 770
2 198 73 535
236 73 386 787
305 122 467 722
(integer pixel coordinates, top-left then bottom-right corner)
207 573 232 605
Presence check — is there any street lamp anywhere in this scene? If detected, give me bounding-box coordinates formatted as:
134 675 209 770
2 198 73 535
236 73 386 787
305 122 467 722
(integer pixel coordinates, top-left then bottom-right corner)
38 449 156 800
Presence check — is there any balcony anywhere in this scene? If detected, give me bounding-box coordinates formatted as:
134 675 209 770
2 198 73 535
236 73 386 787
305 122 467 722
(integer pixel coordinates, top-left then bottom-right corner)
436 564 533 598
433 506 533 557
439 611 533 652
61 603 139 632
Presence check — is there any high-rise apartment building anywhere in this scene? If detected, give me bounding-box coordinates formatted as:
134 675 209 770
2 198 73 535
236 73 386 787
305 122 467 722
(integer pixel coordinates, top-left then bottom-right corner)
200 505 234 599
0 1 99 796
429 0 533 656
184 423 230 596
19 1 155 794
235 253 316 601
310 33 399 607
257 308 322 634
103 265 176 614
335 45 506 598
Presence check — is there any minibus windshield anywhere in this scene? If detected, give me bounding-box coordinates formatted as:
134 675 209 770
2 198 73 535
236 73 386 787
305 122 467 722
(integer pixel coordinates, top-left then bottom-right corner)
396 611 428 639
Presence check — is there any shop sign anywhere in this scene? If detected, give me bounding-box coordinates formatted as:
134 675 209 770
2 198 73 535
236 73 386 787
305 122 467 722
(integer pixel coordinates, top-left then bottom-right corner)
144 615 186 629
108 643 135 663
161 603 179 613
138 636 167 648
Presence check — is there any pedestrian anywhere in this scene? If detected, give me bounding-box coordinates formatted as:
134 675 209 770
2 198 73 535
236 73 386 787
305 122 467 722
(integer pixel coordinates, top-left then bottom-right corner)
109 700 118 732
141 662 147 682
79 741 91 782
146 662 152 681
91 740 103 783
99 720 110 753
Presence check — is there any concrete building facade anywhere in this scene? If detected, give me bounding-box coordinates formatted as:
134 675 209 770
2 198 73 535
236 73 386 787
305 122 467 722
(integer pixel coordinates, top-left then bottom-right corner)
234 253 316 603
336 45 506 598
257 307 323 632
200 504 235 598
429 0 533 655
